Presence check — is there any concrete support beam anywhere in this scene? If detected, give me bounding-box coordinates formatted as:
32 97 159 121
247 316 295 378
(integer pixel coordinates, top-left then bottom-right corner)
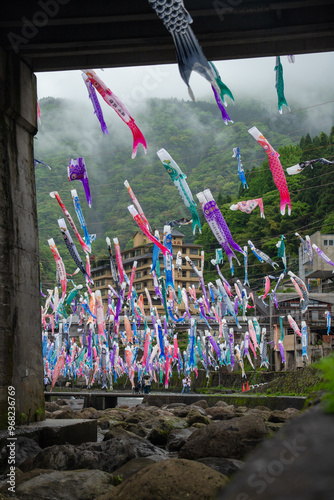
0 47 43 428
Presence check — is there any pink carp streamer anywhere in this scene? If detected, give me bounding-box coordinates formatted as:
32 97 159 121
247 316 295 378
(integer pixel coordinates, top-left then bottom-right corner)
50 191 91 254
248 126 291 215
288 314 301 337
48 238 67 301
230 199 265 218
124 180 150 231
127 204 171 257
82 69 147 159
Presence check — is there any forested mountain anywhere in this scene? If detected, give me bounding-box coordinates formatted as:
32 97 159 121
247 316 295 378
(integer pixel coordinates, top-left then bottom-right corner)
34 96 334 291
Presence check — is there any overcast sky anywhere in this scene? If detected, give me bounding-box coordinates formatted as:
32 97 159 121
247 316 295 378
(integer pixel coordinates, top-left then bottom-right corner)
36 52 334 111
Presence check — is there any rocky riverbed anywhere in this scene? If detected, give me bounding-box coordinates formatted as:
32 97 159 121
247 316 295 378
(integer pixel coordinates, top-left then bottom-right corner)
0 398 330 499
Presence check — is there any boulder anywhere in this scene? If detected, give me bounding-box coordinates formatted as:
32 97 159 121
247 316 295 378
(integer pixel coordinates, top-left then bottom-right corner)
97 418 110 430
161 403 186 410
267 422 284 433
170 407 190 418
247 408 271 421
121 423 147 438
147 416 189 446
196 457 244 477
52 408 80 420
205 407 235 420
103 427 136 441
186 409 211 426
190 400 209 409
15 437 43 468
111 458 228 500
20 434 166 474
111 457 156 482
0 468 53 493
55 399 70 406
179 414 269 460
254 406 271 412
214 401 230 408
76 408 99 420
14 468 115 500
267 410 295 423
217 406 334 500
45 402 61 412
166 428 196 452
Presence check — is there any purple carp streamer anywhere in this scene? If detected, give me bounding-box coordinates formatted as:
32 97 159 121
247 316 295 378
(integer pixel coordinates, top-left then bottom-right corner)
312 243 334 269
212 86 233 125
68 157 92 208
197 189 244 274
209 61 234 107
147 0 217 100
82 73 108 135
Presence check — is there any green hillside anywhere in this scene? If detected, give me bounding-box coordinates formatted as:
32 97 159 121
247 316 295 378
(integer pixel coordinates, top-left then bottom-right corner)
34 97 334 291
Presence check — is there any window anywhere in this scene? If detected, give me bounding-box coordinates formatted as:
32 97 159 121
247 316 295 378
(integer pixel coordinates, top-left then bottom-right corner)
190 248 198 255
193 283 199 289
135 283 141 290
136 249 141 256
101 279 105 286
311 310 319 320
143 270 148 276
130 251 135 258
101 289 106 296
330 240 334 246
135 272 141 279
182 271 187 278
324 240 328 245
190 272 198 278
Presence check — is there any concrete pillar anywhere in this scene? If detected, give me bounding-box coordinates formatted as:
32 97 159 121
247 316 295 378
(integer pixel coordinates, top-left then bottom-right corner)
0 47 44 428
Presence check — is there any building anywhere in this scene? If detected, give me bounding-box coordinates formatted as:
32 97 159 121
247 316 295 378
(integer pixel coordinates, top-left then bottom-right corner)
91 229 203 316
273 292 334 371
299 231 334 293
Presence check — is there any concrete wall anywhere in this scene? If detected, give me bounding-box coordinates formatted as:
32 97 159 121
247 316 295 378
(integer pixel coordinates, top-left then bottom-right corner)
0 47 44 428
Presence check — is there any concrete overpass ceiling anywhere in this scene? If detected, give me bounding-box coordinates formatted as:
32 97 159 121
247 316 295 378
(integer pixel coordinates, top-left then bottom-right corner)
0 0 334 71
